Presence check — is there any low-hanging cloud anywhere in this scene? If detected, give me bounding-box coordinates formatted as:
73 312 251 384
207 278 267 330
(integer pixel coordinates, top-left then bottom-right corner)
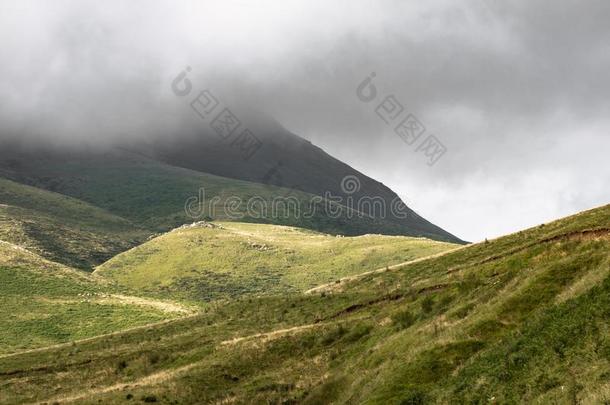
0 0 608 241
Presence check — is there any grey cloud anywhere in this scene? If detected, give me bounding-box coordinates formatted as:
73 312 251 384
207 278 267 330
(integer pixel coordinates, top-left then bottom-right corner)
0 0 608 240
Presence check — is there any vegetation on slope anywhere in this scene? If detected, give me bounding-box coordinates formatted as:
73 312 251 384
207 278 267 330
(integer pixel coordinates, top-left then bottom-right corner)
95 222 457 301
0 178 147 269
1 205 607 404
0 241 185 355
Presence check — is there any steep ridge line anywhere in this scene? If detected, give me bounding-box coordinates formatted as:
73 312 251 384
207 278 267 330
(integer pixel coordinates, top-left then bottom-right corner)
306 227 610 295
446 227 610 274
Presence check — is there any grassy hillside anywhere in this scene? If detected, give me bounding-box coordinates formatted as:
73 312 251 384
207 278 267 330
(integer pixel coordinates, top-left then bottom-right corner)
1 205 607 404
0 178 147 269
95 222 457 301
0 241 188 356
0 147 463 242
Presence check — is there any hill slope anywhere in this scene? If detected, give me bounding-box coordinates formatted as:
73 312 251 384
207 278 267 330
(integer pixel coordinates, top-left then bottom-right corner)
0 241 185 355
95 222 457 301
1 205 607 404
0 177 147 269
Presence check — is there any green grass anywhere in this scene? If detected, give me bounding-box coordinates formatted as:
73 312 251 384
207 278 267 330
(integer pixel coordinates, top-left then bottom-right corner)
0 205 607 404
0 178 147 269
95 221 457 301
0 242 182 355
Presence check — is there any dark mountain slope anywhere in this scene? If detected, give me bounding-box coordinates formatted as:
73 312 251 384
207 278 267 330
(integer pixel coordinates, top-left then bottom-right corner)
0 144 449 243
134 116 463 243
0 136 463 243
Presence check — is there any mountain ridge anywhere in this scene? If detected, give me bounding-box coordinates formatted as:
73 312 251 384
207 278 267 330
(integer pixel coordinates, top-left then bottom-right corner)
135 120 464 243
0 135 464 244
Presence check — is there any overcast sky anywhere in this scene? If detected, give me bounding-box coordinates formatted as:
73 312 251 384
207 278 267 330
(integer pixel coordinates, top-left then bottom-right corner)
1 0 608 241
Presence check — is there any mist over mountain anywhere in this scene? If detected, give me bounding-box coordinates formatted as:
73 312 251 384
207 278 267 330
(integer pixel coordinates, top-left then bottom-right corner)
1 1 609 241
1 3 609 404
0 112 464 244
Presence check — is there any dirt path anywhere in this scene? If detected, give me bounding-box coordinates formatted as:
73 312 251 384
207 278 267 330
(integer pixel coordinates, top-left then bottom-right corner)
305 227 610 295
28 321 336 404
35 294 196 315
101 294 196 315
220 323 325 346
305 246 465 295
446 227 610 274
0 314 201 360
221 314 371 346
30 362 201 405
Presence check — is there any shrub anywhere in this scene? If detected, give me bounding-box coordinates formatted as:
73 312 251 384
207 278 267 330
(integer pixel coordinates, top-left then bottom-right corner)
343 323 373 342
116 360 128 372
421 296 435 314
398 387 429 404
392 309 416 329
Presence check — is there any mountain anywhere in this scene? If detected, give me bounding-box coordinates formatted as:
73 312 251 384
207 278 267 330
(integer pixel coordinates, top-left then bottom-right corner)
1 205 607 404
0 135 464 244
135 116 463 243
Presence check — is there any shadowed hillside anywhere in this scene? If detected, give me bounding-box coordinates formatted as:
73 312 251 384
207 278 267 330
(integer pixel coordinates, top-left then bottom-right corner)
0 143 463 243
0 178 147 269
